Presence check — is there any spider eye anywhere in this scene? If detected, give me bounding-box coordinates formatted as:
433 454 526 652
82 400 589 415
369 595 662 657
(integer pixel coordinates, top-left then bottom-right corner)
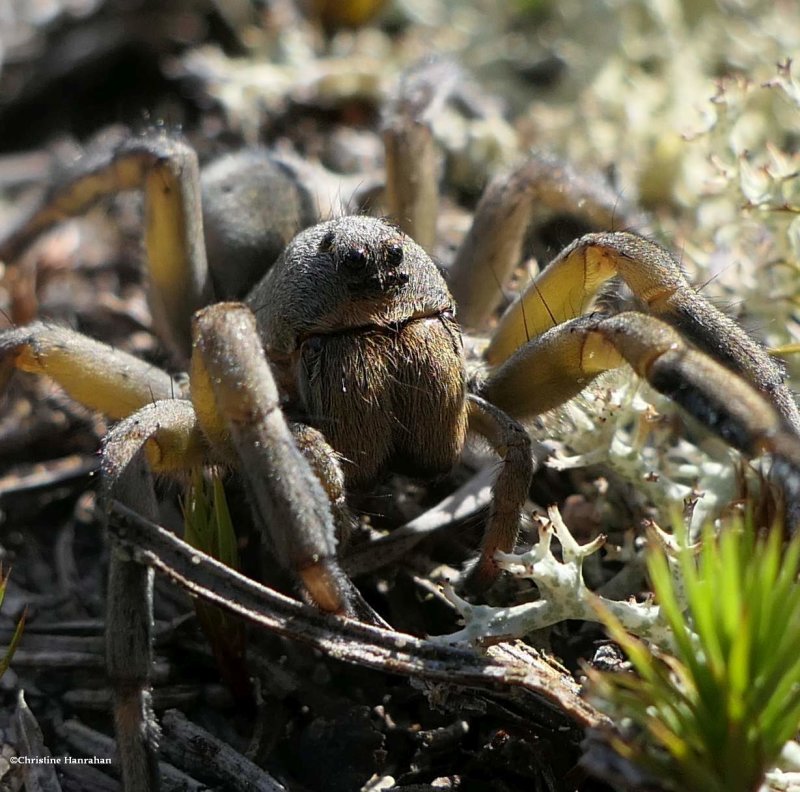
385 241 404 266
319 230 336 253
303 335 323 354
344 246 368 271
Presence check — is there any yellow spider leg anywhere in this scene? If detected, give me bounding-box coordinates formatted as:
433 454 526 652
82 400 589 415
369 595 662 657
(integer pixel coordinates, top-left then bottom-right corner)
483 315 618 419
0 323 178 420
0 145 151 262
487 233 692 365
484 312 800 465
192 334 356 543
142 140 210 357
102 398 207 476
0 135 211 359
384 113 437 253
464 394 534 593
188 347 229 453
485 236 621 363
486 232 800 433
191 303 358 617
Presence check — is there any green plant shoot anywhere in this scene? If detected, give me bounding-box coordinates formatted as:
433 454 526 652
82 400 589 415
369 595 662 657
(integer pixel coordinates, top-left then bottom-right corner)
589 517 800 792
183 469 249 702
0 567 26 679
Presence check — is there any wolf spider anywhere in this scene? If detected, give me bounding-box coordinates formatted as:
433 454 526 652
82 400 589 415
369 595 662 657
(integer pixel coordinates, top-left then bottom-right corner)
2 98 800 788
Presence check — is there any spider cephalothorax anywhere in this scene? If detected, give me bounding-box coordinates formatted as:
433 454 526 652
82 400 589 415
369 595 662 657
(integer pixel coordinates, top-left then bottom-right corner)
251 216 468 487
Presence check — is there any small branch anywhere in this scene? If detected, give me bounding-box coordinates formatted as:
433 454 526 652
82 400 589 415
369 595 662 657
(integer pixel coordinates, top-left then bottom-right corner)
161 709 287 792
56 720 205 792
107 501 607 731
0 455 98 500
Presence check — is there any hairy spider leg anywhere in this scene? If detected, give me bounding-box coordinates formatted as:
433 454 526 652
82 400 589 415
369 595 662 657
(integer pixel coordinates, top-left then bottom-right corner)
0 135 212 359
482 311 800 512
97 305 379 785
103 399 200 792
447 156 639 329
0 323 178 420
463 394 534 592
190 304 362 616
486 232 800 434
382 62 453 251
0 308 374 787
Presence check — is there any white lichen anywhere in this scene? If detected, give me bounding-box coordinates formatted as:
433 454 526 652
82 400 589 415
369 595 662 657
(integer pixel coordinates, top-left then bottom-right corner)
433 505 679 649
540 375 742 538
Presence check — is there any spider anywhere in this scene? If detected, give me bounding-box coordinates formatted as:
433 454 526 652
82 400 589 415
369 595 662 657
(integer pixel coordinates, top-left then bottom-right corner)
3 105 800 788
